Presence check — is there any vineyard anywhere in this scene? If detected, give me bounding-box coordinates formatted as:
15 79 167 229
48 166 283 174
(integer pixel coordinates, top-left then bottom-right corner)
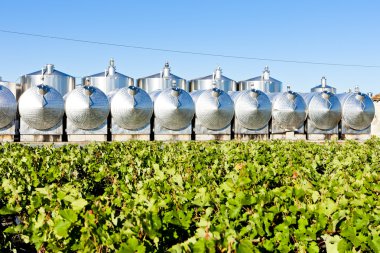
1 139 380 252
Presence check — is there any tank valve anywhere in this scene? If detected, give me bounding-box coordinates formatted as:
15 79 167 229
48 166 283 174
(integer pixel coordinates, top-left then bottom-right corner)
171 87 180 97
84 86 94 96
250 89 259 98
128 86 138 96
321 91 331 100
212 87 221 98
37 84 48 96
356 93 365 102
287 92 296 101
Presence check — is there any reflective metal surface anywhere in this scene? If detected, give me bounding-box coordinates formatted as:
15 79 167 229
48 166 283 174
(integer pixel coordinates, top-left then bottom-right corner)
20 64 75 96
110 86 153 130
371 101 380 136
0 79 19 99
137 62 187 93
189 67 237 91
83 59 134 94
336 90 375 130
311 77 337 93
230 89 272 130
0 85 17 129
302 91 341 130
191 88 234 130
151 87 194 130
269 90 307 131
18 85 64 130
239 66 282 92
65 86 110 130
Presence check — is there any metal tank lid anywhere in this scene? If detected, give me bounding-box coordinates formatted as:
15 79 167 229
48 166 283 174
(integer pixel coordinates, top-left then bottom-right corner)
241 66 281 83
311 76 336 93
138 62 185 80
26 64 73 77
85 58 132 79
190 66 236 83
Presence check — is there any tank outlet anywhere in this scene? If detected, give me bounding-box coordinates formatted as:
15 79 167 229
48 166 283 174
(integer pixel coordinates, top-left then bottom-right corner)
84 87 94 96
321 91 331 100
287 91 296 101
128 86 138 96
171 87 180 97
250 89 259 98
37 85 48 96
356 93 365 102
212 88 221 98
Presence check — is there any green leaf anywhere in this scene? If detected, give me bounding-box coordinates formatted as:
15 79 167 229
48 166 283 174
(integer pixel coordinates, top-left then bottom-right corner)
369 235 380 253
71 198 88 211
337 238 352 253
0 206 21 215
307 242 319 253
192 238 206 253
263 239 274 251
322 234 341 253
312 191 320 203
237 239 253 253
3 225 23 234
54 219 71 238
120 237 146 253
59 209 78 223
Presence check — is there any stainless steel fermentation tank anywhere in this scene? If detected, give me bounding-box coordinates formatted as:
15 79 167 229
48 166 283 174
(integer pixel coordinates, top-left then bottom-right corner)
138 63 194 140
82 59 134 94
83 59 151 141
0 77 20 99
18 85 65 142
18 65 75 142
268 88 307 139
20 64 75 96
150 87 195 140
189 67 235 140
238 66 282 93
0 82 17 141
65 85 110 141
189 67 237 91
137 62 187 92
371 95 380 137
0 77 19 141
311 77 337 94
110 86 153 141
229 89 272 139
336 87 375 139
302 91 341 140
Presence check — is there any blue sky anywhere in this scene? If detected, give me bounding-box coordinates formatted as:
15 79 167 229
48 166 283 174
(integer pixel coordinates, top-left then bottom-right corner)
1 0 379 93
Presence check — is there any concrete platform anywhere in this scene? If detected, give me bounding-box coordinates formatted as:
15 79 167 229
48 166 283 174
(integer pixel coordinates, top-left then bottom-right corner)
234 134 269 141
195 134 231 141
270 132 307 140
112 134 150 141
67 135 107 142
